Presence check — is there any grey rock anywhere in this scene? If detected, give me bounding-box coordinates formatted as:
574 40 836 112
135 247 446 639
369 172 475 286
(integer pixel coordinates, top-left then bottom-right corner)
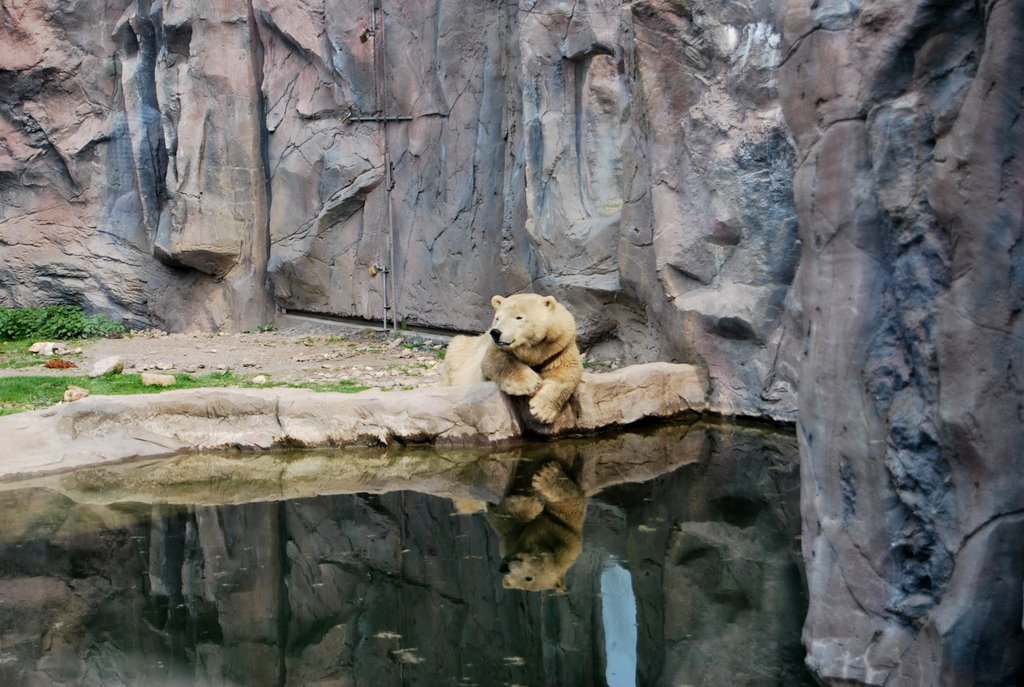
780 0 1024 683
88 355 124 378
140 372 176 387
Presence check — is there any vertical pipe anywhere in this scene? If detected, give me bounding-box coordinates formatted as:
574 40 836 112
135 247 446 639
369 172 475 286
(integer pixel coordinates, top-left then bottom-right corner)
381 267 388 331
379 0 398 331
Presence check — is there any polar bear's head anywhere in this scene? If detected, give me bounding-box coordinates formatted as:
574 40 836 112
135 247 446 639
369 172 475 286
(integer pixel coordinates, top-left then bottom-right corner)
499 551 568 592
488 293 573 357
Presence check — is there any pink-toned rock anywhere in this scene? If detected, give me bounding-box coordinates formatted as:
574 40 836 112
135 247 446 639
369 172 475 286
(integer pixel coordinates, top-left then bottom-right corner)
62 386 90 403
0 0 797 420
140 372 176 387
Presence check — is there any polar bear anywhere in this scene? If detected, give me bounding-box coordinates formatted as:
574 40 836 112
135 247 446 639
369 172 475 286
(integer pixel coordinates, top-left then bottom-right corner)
441 293 583 423
486 461 587 592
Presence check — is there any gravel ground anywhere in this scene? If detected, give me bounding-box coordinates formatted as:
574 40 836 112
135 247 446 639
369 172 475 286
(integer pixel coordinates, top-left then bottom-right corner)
2 324 449 391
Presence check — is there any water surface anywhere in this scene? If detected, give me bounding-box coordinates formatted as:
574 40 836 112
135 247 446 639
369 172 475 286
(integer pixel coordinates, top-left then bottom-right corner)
0 421 813 686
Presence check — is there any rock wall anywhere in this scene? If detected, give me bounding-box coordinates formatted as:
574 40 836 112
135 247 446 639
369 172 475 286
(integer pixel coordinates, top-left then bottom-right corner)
780 0 1024 684
0 1 271 330
0 0 799 418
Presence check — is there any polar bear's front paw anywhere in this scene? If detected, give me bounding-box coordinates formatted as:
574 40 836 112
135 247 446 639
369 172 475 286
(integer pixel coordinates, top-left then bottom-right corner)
499 369 542 397
528 394 562 424
500 495 544 520
532 461 566 495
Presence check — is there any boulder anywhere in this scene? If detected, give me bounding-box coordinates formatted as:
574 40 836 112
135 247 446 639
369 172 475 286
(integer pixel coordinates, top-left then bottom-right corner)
89 356 124 378
62 386 90 403
140 373 176 387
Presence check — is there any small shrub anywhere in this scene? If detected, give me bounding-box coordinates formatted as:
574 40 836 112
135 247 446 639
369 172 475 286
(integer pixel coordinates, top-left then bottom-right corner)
82 314 126 339
0 306 125 341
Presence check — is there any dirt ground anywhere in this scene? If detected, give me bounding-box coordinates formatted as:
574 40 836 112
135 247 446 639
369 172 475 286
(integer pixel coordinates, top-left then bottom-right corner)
3 321 451 391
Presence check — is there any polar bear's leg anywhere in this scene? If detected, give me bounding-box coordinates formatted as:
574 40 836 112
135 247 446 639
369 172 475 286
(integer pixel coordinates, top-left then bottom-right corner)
481 347 542 396
527 349 584 422
532 462 583 503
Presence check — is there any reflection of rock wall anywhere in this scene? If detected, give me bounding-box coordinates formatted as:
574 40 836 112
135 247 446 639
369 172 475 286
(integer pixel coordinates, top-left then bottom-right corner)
0 1 798 418
779 1 1024 684
0 423 810 686
578 424 809 685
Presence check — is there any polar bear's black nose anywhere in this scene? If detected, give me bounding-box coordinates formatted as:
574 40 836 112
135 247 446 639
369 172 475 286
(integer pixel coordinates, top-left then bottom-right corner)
499 559 510 574
490 328 501 342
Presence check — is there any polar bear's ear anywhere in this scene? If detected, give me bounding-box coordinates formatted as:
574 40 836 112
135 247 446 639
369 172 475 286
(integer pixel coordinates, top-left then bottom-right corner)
542 296 556 309
491 295 505 309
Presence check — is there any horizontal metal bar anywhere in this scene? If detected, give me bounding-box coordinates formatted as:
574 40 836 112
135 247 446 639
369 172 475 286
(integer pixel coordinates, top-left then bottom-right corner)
346 115 413 122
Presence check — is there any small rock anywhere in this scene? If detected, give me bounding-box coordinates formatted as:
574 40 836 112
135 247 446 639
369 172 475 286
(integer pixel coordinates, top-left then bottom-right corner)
63 385 90 402
242 361 257 367
89 355 124 378
216 364 227 371
141 372 176 387
28 342 51 354
252 375 268 384
155 362 173 371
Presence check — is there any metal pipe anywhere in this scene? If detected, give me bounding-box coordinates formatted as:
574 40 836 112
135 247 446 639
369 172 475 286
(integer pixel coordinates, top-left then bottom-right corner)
370 263 389 331
379 0 398 331
380 265 389 331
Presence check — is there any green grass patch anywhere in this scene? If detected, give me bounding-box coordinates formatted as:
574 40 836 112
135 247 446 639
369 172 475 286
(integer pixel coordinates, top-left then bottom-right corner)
0 371 371 416
0 340 51 370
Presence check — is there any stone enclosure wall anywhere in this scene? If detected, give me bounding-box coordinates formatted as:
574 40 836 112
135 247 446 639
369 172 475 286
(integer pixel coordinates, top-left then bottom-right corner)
1 1 1022 685
0 0 799 419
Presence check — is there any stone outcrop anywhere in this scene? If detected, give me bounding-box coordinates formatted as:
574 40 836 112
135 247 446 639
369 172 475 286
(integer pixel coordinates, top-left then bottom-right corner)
0 1 797 418
0 1 271 331
0 362 705 481
780 0 1024 684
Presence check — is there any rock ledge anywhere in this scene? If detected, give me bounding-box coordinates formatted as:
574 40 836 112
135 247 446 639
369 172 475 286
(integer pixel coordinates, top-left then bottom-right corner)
0 363 705 480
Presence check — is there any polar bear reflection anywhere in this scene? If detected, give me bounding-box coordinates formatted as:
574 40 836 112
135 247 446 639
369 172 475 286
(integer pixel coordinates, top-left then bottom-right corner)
485 460 587 592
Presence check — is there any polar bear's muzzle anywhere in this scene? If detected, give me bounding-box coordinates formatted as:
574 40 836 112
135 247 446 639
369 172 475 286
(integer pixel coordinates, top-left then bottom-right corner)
490 328 511 347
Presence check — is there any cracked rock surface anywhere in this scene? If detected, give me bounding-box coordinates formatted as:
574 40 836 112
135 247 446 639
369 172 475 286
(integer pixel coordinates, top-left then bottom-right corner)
0 0 798 419
780 0 1024 684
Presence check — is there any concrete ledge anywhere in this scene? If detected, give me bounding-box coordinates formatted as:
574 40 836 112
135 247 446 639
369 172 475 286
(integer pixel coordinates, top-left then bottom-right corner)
0 362 706 480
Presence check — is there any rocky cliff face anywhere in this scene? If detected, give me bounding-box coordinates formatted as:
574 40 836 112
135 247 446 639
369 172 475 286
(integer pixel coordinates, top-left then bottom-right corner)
3 1 1022 684
0 0 798 418
780 0 1024 683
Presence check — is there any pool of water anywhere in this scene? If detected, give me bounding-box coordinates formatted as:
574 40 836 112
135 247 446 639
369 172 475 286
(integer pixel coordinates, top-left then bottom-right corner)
0 421 814 686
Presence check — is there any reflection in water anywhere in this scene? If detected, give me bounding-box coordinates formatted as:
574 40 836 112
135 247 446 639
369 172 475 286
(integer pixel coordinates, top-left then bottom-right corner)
487 460 586 591
602 563 638 687
0 421 815 686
